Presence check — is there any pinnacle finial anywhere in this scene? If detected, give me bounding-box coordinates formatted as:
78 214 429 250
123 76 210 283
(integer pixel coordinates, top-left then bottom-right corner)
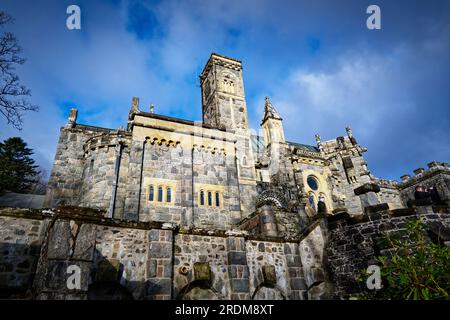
131 97 139 112
315 134 324 152
346 126 352 136
150 103 155 114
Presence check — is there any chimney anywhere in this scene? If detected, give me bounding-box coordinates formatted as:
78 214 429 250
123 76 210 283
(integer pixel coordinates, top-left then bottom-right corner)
66 108 78 128
131 97 139 112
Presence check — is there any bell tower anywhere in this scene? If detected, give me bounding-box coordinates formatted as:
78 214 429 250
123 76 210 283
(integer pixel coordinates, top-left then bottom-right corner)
200 53 249 131
200 53 257 217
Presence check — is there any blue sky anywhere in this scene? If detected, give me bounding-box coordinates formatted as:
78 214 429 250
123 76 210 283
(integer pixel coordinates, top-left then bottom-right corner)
0 0 449 180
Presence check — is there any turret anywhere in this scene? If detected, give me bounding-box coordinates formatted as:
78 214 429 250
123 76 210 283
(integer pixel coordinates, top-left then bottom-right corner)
261 97 285 147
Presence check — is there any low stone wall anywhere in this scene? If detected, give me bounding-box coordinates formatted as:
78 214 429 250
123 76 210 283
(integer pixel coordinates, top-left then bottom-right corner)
5 205 444 299
326 205 450 298
0 210 48 298
0 206 317 300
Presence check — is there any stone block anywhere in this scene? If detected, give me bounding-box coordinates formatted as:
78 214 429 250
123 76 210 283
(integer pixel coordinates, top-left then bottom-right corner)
72 224 96 261
47 220 71 259
359 192 379 207
193 262 211 282
149 242 172 259
262 265 277 286
228 252 247 265
290 278 307 290
147 278 172 296
354 183 381 195
44 260 90 292
364 203 389 214
231 279 249 293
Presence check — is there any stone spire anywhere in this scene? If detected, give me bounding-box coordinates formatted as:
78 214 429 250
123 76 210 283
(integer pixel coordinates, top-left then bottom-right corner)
261 96 282 124
261 97 285 147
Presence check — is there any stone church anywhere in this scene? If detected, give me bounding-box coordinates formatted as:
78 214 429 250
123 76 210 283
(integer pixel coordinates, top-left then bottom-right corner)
0 53 449 300
43 53 410 221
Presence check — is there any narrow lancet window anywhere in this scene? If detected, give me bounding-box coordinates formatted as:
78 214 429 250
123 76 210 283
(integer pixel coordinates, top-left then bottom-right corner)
149 186 154 201
158 186 163 202
215 192 220 207
208 192 212 206
200 190 205 206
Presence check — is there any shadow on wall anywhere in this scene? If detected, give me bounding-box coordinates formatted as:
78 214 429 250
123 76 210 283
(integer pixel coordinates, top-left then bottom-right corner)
1 242 291 300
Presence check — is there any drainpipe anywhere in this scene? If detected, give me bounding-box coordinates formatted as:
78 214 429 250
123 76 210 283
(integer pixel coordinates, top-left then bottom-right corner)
108 141 122 218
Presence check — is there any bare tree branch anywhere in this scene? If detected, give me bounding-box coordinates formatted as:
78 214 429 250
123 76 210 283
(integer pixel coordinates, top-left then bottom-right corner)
0 11 38 130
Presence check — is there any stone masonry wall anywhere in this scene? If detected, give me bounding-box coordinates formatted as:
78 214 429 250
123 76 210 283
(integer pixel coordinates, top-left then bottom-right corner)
44 128 93 208
0 207 313 300
0 212 47 297
327 206 450 298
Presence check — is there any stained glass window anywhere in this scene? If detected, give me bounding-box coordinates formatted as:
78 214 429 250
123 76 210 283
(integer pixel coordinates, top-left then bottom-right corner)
307 176 319 190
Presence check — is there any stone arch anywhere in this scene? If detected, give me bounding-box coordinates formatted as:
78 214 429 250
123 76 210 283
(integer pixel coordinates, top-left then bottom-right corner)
256 189 288 209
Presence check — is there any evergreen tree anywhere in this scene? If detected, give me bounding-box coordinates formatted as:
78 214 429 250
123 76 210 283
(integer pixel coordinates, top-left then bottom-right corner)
0 137 39 193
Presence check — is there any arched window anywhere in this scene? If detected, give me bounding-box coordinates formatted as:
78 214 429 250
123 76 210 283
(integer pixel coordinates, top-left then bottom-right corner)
200 190 205 206
208 191 212 206
149 186 154 201
158 186 163 202
308 193 316 211
89 159 94 175
166 187 172 203
215 192 220 207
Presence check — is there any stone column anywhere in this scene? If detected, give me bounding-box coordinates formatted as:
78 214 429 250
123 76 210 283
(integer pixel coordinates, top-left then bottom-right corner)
146 226 174 300
226 231 250 299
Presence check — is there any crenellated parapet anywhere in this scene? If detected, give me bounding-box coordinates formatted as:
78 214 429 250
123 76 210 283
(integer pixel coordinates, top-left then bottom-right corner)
398 161 450 205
